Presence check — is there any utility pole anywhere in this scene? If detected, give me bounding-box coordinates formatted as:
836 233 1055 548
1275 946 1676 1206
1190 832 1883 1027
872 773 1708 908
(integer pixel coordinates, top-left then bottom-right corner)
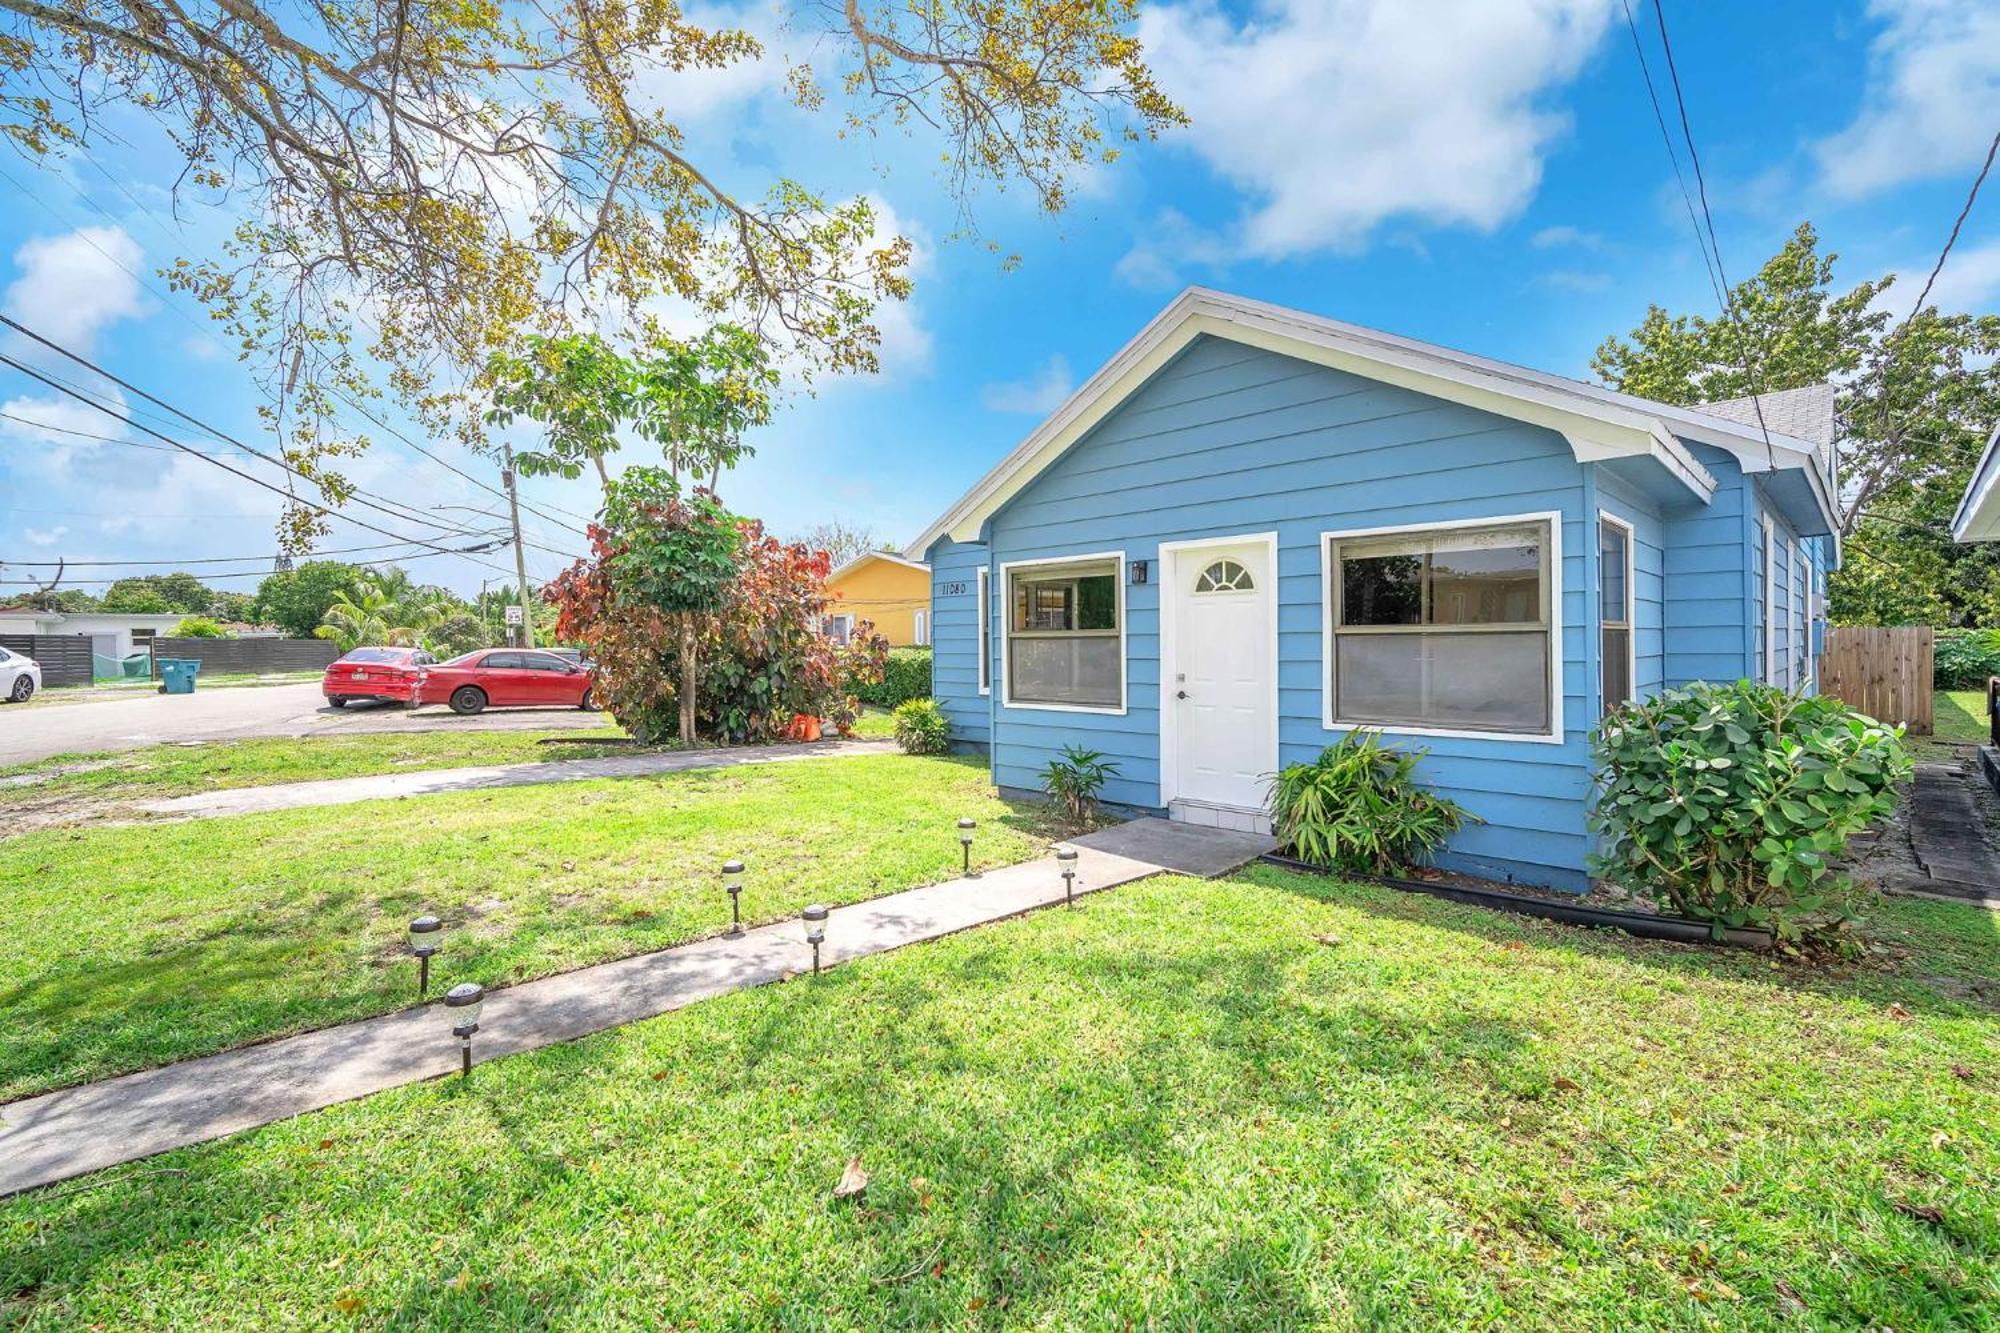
501 444 535 648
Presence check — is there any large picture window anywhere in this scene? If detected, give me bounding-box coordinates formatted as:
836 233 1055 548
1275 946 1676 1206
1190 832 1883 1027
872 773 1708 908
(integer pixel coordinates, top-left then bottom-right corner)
1599 514 1633 716
1324 517 1555 737
1004 555 1122 710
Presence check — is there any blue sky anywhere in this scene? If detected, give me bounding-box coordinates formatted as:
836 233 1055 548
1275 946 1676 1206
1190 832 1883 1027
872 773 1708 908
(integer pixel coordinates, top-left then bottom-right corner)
3 0 1997 600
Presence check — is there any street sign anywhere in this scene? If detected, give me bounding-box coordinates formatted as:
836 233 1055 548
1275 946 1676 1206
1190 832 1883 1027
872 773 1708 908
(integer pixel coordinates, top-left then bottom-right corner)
504 605 523 626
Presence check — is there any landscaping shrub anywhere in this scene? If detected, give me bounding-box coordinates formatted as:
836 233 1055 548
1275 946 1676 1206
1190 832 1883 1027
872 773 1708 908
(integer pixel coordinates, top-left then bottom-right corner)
1267 731 1474 874
892 698 950 755
1934 628 2000 690
1590 681 1911 948
1041 745 1120 826
170 616 228 638
547 478 887 745
855 646 932 707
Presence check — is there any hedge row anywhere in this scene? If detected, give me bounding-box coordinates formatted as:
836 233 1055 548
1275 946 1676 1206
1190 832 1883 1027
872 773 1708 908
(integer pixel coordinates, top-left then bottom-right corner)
1935 629 2000 691
853 646 933 708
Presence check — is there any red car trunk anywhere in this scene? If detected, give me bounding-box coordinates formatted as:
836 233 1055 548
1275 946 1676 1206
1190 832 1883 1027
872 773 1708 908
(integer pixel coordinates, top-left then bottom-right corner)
322 647 433 706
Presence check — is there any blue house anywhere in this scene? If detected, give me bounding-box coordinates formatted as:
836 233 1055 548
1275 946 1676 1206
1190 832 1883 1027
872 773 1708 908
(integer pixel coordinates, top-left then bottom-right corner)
909 290 1839 891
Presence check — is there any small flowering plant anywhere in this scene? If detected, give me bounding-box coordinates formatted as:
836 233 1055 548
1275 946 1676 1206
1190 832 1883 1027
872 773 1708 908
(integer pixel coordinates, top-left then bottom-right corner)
1589 681 1911 948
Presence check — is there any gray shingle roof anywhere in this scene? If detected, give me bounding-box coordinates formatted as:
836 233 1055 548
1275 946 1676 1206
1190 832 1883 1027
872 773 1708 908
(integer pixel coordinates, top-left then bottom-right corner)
1694 383 1837 448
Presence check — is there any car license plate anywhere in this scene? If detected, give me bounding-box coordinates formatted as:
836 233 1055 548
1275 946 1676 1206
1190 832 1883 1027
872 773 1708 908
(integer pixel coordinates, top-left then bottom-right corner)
354 670 369 679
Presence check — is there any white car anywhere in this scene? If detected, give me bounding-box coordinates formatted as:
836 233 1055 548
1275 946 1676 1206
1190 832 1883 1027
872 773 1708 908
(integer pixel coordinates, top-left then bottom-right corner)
0 645 41 703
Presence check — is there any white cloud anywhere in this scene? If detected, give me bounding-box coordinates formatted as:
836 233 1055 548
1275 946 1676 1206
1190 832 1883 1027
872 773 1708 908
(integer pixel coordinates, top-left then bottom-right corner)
23 526 66 546
1876 237 2000 317
1534 269 1612 294
1815 0 2000 198
1134 0 1614 261
979 355 1075 415
2 225 151 350
630 4 792 123
1531 224 1605 251
1115 208 1235 290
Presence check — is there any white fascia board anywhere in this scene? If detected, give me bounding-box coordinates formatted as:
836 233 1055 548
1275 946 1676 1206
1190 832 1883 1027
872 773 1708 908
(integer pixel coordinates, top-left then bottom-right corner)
1952 426 2000 543
906 291 1721 554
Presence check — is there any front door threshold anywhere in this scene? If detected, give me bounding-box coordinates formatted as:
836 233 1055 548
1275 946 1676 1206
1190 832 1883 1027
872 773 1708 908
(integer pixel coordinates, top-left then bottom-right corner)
1168 799 1271 835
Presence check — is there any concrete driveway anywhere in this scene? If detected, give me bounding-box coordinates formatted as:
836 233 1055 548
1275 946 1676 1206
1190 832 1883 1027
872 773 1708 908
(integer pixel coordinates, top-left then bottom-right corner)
0 682 610 765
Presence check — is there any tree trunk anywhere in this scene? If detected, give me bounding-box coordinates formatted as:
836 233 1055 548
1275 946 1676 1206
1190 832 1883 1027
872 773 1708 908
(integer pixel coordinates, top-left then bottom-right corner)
679 615 697 745
593 452 611 490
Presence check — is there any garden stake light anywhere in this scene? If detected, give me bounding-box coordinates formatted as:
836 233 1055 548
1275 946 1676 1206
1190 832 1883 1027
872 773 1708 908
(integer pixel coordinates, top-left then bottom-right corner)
958 818 977 875
1056 846 1078 908
408 915 442 996
802 904 828 976
443 982 484 1077
722 859 745 936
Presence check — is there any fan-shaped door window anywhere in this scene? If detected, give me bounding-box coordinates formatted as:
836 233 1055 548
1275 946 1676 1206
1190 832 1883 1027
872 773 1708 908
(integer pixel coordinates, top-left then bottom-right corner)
1194 559 1254 594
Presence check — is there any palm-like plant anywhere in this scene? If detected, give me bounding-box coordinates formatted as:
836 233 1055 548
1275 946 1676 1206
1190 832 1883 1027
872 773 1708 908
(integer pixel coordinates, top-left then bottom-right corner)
313 579 445 651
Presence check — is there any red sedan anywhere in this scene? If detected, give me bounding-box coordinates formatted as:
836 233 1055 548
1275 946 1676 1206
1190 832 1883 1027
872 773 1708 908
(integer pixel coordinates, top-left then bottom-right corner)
322 646 436 708
414 648 596 714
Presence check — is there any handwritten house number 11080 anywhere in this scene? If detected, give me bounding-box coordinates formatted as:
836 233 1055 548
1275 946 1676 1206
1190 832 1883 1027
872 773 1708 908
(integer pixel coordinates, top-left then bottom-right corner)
939 580 970 597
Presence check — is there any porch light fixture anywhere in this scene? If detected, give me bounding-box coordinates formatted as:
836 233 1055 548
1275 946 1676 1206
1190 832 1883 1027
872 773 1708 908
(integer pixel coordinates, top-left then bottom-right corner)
408 915 442 996
443 982 484 1077
957 818 977 875
1056 846 1078 908
802 904 829 976
721 859 746 936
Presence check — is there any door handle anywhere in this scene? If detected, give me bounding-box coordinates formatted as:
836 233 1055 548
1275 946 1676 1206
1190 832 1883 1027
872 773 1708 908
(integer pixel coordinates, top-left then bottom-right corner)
1175 689 1189 700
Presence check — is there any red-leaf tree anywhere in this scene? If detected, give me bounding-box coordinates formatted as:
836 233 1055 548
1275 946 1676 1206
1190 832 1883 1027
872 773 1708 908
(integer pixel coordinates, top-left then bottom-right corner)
547 471 886 745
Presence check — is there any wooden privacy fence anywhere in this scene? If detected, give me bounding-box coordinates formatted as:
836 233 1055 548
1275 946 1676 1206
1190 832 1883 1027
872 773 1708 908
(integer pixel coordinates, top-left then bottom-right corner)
0 635 94 688
147 636 339 677
1820 626 1934 735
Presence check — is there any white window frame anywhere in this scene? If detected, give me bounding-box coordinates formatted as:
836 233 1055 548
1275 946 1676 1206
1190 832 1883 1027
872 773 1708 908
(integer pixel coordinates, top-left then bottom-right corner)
975 567 991 695
1318 510 1564 745
1598 510 1636 716
1792 538 1807 691
913 608 929 646
826 613 855 644
1762 513 1777 686
998 549 1127 715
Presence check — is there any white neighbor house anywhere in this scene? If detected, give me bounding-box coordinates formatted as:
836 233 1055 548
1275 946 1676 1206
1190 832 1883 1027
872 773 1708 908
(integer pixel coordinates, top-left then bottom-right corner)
0 609 187 660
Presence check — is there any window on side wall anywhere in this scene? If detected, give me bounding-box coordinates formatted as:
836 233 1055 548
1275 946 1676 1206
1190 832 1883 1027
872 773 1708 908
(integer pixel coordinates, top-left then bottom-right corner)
976 568 991 695
825 614 854 645
913 609 929 646
1325 518 1554 736
1005 557 1121 710
1599 515 1633 716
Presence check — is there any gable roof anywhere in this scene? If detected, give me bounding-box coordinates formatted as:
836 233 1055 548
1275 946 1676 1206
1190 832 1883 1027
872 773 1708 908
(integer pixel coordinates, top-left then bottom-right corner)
907 288 1840 557
827 550 930 583
1953 425 2000 543
1699 384 1837 449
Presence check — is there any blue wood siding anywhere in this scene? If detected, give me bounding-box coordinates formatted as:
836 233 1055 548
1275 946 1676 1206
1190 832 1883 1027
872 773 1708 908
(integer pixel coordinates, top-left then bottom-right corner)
1662 444 1757 688
981 336 1594 889
927 539 991 747
1595 471 1666 707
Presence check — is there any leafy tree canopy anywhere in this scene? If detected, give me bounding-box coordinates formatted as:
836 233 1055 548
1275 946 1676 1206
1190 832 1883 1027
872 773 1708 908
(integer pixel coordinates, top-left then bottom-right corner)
1593 222 2000 628
100 571 218 615
0 0 1182 547
253 561 365 637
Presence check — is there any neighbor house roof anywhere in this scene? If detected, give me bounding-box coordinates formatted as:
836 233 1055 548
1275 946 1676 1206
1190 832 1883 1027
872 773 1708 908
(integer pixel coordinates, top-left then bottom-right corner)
907 287 1840 558
1953 425 2000 543
828 550 930 583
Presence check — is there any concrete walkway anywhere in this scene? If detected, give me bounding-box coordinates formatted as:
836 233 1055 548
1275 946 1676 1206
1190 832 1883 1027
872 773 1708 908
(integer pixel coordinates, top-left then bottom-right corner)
0 818 1273 1196
137 738 899 820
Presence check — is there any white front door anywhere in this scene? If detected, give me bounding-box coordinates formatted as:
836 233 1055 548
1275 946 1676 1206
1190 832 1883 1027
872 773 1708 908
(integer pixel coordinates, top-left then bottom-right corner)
1167 539 1275 810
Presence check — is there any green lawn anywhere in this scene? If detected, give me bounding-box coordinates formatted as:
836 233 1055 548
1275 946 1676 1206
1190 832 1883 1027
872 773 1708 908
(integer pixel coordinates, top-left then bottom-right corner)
2 871 1993 1329
0 729 640 810
0 753 1052 1100
1935 689 1989 744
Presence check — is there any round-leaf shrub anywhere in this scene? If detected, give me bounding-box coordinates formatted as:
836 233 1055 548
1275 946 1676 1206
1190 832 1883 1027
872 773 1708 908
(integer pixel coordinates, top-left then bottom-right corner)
892 698 950 755
1934 629 2000 690
1589 681 1911 947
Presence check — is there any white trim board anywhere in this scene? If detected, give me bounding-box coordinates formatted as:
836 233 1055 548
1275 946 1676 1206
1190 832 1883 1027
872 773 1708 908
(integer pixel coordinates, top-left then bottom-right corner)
1317 510 1566 746
905 289 1842 559
1157 532 1280 810
1597 509 1637 715
996 549 1128 716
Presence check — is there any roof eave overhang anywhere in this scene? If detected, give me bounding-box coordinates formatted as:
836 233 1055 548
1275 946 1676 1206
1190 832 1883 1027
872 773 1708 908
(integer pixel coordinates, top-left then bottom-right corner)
907 294 1722 556
1951 427 2000 544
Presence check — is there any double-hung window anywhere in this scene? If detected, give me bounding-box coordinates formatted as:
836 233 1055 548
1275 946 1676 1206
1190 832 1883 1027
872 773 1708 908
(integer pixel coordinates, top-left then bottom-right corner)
1599 515 1633 715
1324 516 1555 736
1004 556 1121 710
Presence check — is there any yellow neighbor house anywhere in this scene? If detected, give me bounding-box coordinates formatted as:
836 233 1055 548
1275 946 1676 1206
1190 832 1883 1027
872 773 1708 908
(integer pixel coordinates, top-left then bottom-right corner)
824 551 932 646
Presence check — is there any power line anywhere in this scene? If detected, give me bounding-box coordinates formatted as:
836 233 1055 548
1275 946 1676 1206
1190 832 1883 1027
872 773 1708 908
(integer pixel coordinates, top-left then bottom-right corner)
0 540 508 587
0 352 521 577
1902 127 2000 325
0 152 592 537
1617 0 1725 311
2 531 510 568
0 408 231 455
0 314 578 557
1647 0 1779 472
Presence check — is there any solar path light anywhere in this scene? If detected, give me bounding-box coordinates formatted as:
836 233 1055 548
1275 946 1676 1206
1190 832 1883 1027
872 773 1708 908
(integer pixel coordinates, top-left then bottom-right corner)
408 915 442 996
443 982 484 1077
802 904 829 976
957 818 977 875
722 859 746 936
1056 846 1078 908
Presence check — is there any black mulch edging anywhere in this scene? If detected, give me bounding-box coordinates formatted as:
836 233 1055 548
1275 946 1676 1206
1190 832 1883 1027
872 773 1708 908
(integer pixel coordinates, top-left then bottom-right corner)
1256 851 1775 950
